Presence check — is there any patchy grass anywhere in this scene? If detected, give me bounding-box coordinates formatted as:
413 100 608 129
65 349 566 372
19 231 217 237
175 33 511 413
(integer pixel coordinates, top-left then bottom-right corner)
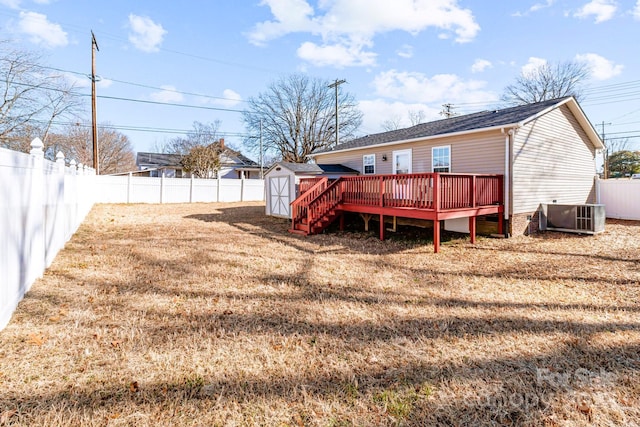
0 202 639 426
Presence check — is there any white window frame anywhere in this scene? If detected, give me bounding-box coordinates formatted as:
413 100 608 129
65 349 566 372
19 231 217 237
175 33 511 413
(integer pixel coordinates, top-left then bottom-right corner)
363 154 376 175
432 145 451 173
392 149 412 174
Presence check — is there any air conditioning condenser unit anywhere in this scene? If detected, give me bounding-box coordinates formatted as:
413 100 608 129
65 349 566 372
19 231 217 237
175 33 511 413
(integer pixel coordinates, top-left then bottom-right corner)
539 204 605 234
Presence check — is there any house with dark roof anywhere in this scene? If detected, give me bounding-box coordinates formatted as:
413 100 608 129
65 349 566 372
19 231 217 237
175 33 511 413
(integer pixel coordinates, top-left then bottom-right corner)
303 96 604 239
136 139 261 179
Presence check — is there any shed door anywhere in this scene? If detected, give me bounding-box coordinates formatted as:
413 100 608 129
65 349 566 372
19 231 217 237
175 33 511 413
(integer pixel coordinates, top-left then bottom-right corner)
269 176 290 217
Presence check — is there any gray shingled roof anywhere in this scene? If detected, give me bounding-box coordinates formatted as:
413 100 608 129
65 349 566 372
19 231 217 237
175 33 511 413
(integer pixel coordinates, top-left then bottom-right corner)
317 97 571 154
136 147 258 168
275 162 359 175
136 152 182 167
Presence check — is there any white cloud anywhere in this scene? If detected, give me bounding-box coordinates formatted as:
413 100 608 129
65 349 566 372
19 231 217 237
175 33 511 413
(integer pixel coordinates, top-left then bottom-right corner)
575 53 623 80
17 11 68 48
634 0 640 19
471 59 492 73
521 57 548 75
396 44 413 59
150 85 184 103
513 0 555 16
297 41 376 67
248 0 480 67
210 89 243 108
372 69 496 105
128 14 166 53
0 0 21 8
574 0 617 23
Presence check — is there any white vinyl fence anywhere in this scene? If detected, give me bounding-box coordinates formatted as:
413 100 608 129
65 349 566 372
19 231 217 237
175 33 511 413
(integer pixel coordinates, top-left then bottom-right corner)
1 139 95 330
94 174 265 204
597 178 640 220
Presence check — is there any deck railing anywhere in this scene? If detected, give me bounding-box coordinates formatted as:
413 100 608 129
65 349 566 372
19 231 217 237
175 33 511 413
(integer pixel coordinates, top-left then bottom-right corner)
291 173 503 234
299 177 324 195
291 177 329 225
338 173 503 210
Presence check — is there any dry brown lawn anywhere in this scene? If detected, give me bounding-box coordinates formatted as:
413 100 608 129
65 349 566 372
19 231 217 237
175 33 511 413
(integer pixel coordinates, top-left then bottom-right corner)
0 202 639 426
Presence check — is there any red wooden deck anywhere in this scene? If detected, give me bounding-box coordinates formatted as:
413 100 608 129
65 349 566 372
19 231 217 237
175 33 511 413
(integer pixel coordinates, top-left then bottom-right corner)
291 173 504 253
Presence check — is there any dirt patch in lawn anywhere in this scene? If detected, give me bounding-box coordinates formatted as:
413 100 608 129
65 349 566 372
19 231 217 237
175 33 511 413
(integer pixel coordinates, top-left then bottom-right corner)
1 202 639 426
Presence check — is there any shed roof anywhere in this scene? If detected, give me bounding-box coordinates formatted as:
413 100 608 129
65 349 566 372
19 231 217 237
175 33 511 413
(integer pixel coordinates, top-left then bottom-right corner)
267 162 359 175
313 97 604 155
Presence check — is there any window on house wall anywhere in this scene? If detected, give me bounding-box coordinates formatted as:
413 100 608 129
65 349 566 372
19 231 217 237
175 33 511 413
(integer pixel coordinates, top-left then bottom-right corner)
363 154 375 174
432 146 451 173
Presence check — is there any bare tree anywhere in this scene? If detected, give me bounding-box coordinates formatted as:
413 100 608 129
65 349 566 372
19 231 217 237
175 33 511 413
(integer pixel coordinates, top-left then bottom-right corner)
49 123 136 174
381 109 427 132
243 73 362 163
381 115 403 132
180 144 221 178
408 109 427 126
0 41 83 150
501 60 590 105
167 120 221 155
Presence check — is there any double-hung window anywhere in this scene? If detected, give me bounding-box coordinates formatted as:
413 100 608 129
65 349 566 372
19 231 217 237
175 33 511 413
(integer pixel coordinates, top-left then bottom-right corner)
432 146 451 173
363 154 375 174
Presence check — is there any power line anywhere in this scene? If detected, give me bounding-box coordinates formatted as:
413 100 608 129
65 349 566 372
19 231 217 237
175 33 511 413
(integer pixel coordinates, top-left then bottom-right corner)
41 65 249 104
96 94 245 113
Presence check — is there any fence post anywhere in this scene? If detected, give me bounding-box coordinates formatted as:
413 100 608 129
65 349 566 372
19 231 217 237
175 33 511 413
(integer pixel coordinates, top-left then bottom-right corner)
189 176 194 203
216 178 220 202
127 172 132 204
29 138 45 285
160 170 165 204
240 175 245 202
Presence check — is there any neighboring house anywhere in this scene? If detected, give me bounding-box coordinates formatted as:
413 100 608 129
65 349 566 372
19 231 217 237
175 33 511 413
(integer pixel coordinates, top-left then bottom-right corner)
309 96 604 237
265 162 359 218
136 139 262 179
136 152 185 177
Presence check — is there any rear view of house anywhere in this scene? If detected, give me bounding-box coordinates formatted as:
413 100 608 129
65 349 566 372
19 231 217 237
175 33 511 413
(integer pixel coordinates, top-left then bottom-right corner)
308 97 603 238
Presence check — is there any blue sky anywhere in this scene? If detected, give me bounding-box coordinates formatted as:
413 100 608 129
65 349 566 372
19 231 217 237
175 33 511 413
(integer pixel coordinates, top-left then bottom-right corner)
1 0 640 158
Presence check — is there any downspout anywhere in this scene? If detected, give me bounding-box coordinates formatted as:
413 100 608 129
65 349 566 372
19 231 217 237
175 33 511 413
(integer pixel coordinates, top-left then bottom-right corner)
501 127 514 237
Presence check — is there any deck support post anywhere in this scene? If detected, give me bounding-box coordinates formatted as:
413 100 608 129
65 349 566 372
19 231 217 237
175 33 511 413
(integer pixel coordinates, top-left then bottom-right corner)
361 213 372 231
386 216 397 232
498 214 504 235
469 216 476 244
379 214 385 240
433 219 440 253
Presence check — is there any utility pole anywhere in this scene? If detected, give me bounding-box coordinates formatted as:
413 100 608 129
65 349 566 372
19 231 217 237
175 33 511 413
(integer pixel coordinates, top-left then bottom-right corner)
440 103 457 119
328 79 346 147
599 121 611 179
91 31 100 174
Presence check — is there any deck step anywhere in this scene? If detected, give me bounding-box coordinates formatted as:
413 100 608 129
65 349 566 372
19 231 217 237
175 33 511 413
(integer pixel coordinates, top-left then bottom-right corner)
289 228 308 235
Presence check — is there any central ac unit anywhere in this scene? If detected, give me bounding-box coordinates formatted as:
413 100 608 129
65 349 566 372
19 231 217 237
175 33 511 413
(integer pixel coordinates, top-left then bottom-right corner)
539 204 605 234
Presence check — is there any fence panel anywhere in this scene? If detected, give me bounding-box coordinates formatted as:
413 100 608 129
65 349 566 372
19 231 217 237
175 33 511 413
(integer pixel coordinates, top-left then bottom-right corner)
94 175 265 204
597 179 640 220
1 141 95 331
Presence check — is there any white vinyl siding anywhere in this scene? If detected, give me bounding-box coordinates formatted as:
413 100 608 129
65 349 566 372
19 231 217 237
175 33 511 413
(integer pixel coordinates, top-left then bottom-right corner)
363 154 375 174
511 104 597 214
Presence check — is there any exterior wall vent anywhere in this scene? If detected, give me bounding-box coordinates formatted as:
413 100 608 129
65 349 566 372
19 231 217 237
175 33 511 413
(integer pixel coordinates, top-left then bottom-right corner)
539 204 605 234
